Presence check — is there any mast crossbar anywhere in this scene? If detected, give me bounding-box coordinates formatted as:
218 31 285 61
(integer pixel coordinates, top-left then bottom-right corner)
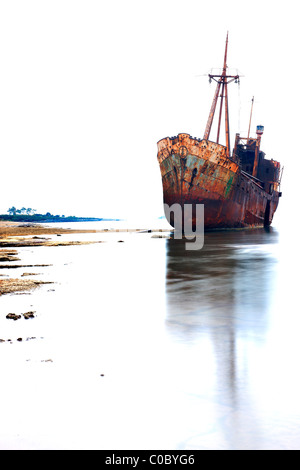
203 33 239 157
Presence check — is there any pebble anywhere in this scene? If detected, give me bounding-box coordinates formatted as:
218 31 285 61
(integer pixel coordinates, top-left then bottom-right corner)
6 313 21 321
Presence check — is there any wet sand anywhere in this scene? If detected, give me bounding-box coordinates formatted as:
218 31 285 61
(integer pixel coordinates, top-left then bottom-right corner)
0 221 98 238
0 221 170 295
0 221 101 295
1 219 300 449
0 221 169 237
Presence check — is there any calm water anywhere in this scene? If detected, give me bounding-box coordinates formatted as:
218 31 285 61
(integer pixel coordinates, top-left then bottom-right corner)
0 219 299 449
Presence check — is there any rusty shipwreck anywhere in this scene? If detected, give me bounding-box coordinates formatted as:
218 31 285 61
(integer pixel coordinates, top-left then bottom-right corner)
157 35 282 230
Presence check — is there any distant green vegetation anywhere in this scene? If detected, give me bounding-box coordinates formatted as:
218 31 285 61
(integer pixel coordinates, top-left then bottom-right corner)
7 206 36 216
0 207 106 223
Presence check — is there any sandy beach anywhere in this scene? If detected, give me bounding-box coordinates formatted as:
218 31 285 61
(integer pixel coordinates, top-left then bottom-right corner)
2 219 300 450
0 221 170 296
0 220 99 237
0 221 99 296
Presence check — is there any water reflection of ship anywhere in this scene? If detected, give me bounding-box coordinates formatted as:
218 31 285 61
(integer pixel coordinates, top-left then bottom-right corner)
165 229 279 447
165 228 278 327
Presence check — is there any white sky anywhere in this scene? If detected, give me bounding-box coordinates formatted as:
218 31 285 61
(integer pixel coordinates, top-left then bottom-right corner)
0 0 298 222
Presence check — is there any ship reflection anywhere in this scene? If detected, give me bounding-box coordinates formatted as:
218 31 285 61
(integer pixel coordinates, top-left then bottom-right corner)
164 228 280 448
165 227 279 333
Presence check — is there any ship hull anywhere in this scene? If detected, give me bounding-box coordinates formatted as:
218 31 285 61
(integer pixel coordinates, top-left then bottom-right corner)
157 134 280 230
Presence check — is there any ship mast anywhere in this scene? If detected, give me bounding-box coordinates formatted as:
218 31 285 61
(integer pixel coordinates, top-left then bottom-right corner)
247 96 254 143
203 33 239 157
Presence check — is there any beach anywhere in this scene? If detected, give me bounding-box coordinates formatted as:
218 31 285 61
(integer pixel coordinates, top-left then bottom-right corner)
0 221 169 296
0 221 98 296
1 219 300 450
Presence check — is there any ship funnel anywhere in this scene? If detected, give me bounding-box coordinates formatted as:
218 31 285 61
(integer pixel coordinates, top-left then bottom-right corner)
256 125 264 135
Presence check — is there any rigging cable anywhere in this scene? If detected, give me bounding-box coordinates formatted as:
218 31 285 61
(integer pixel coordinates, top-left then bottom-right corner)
238 77 241 134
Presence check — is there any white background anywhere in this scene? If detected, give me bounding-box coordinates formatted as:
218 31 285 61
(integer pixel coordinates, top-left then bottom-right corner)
0 0 298 224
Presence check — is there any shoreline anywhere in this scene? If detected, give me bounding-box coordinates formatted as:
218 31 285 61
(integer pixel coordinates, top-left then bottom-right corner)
0 221 171 238
0 221 102 296
0 221 171 296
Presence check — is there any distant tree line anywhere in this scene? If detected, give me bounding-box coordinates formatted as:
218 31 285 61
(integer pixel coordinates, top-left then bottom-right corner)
6 207 63 217
0 207 105 223
7 207 37 216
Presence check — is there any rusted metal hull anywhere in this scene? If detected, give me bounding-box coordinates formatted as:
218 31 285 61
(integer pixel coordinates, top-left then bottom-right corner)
157 133 280 230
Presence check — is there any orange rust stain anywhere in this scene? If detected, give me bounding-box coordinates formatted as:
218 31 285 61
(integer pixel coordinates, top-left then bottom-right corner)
157 133 280 229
